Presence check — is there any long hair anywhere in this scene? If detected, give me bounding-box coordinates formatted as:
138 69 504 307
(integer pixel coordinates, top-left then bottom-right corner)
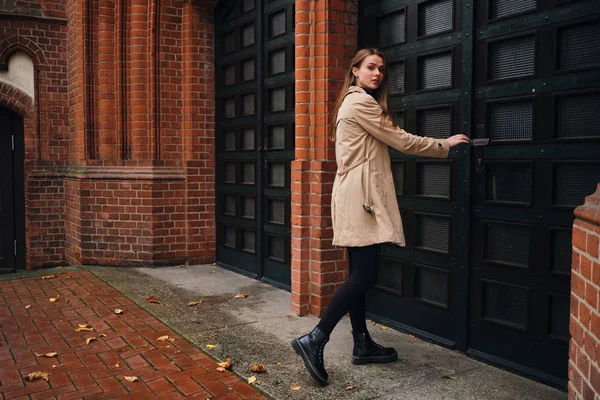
330 48 397 141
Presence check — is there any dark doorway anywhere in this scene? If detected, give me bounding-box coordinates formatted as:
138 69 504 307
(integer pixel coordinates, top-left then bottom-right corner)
0 108 25 273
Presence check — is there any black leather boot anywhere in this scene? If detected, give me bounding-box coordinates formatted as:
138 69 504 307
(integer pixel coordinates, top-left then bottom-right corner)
291 327 329 385
351 331 398 365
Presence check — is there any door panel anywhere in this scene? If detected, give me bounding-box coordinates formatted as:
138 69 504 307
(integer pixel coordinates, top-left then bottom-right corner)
361 0 600 387
215 0 295 289
0 109 20 274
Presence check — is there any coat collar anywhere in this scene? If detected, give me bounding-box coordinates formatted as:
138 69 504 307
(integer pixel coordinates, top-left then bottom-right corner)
347 85 367 95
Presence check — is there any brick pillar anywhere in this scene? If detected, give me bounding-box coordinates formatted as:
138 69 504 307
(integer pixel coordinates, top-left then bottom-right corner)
570 184 600 399
291 0 358 316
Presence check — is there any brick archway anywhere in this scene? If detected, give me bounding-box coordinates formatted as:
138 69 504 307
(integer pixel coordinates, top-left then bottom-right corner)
0 82 34 117
0 36 48 69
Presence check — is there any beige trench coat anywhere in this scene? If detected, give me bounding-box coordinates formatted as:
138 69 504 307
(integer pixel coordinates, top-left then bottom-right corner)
331 86 450 247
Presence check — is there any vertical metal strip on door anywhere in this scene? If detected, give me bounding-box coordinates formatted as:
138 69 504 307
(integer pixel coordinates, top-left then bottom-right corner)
215 0 294 289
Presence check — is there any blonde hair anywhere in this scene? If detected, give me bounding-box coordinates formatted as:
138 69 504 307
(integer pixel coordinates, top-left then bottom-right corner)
330 48 397 141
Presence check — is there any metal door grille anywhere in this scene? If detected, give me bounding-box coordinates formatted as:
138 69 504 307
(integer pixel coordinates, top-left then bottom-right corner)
242 59 255 81
416 214 450 253
559 22 600 71
417 163 451 198
417 108 452 139
549 295 569 340
415 264 449 308
488 100 533 141
419 52 453 90
485 223 530 267
388 62 405 94
269 50 286 75
482 281 528 330
486 163 532 204
490 0 536 20
379 11 406 47
552 230 572 275
391 162 404 195
419 0 453 37
557 93 600 139
489 35 535 80
377 257 403 295
555 164 600 206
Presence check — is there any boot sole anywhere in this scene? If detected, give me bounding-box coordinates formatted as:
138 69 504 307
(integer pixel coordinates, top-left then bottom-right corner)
351 352 398 365
291 339 328 385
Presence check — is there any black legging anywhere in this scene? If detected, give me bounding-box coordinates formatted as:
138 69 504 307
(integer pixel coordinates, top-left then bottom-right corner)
317 244 381 336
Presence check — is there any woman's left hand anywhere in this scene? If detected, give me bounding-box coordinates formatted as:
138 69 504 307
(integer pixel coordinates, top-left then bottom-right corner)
447 134 471 148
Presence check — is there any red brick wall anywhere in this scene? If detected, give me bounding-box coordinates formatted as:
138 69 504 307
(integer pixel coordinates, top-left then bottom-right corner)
0 1 69 268
1 1 216 269
570 184 600 399
291 0 358 316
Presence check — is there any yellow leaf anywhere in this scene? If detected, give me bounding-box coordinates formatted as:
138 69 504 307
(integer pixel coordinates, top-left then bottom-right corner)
75 327 94 332
234 294 248 298
492 389 499 393
157 335 169 342
217 358 233 369
78 323 91 328
25 305 32 309
64 275 72 279
85 337 97 345
99 334 107 337
379 326 389 330
147 296 162 304
180 265 186 268
168 338 176 342
49 295 60 303
187 301 200 306
345 385 356 391
247 376 257 384
216 367 226 372
115 362 120 368
115 309 123 314
206 344 216 349
27 371 50 382
124 376 138 383
211 263 216 266
42 275 57 279
277 362 283 366
210 270 216 274
290 386 302 391
249 364 267 373
35 352 58 358
408 335 416 339
442 375 457 380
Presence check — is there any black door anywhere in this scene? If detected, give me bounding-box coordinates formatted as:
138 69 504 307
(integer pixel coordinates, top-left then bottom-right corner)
360 0 600 388
0 108 25 274
215 0 295 289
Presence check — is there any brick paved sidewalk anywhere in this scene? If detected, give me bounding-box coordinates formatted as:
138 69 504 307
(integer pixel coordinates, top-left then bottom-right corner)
0 271 267 400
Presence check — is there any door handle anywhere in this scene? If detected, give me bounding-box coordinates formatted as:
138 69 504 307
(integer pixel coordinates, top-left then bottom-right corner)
472 138 489 174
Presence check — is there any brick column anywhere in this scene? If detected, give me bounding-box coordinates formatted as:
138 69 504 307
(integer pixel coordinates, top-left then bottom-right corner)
291 0 358 316
570 184 600 399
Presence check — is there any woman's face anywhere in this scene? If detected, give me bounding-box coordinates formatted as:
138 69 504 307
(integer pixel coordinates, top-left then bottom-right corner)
352 55 385 91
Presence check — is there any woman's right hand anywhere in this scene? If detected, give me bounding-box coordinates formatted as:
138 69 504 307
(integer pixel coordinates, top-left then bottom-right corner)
447 134 471 147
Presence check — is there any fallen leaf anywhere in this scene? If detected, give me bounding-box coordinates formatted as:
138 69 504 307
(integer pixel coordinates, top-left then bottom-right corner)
277 362 283 366
206 344 216 349
85 337 97 345
180 264 186 268
248 376 257 384
115 362 120 368
492 389 499 393
210 270 216 274
35 352 58 358
157 336 169 342
211 263 216 266
379 326 389 330
234 294 248 298
147 296 162 304
345 385 356 391
442 375 457 380
290 386 302 391
168 338 175 342
42 275 57 279
187 300 202 306
27 371 50 382
25 305 32 309
99 334 106 337
217 358 233 369
115 309 123 314
249 364 267 373
124 376 138 383
49 295 60 303
408 335 416 339
64 275 72 279
75 327 94 332
78 323 91 328
216 367 226 372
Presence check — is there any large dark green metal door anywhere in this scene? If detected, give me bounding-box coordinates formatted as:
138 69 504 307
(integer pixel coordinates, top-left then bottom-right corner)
215 0 295 289
361 0 600 388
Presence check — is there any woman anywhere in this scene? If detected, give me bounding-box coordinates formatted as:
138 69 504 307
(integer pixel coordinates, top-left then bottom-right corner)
291 48 470 385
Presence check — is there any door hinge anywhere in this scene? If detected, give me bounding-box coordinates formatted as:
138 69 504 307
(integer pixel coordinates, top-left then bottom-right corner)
14 240 17 256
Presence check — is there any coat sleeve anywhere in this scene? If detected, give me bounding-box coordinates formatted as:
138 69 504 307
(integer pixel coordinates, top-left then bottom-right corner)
352 94 449 158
